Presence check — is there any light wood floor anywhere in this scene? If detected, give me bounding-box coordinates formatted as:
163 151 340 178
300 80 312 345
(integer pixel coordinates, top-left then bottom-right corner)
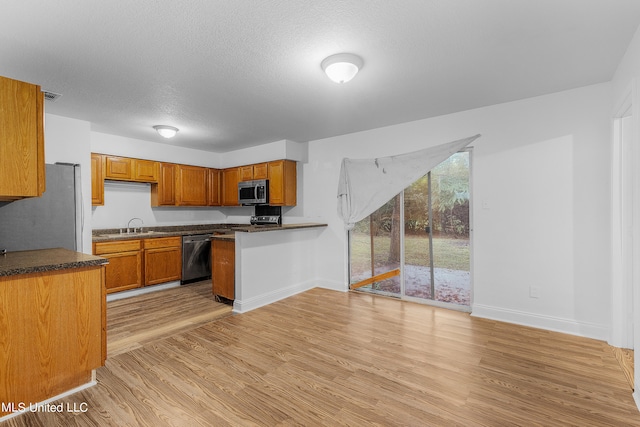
6 283 640 426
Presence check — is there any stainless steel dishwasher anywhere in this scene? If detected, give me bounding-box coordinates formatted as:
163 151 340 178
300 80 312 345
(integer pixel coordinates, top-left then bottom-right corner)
181 234 212 284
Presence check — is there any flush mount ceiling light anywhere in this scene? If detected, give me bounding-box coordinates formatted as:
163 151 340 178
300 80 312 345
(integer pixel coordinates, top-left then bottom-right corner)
153 125 179 138
321 53 363 84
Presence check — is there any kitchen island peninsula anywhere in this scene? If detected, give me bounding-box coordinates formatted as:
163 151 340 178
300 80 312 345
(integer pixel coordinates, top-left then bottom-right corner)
213 223 327 313
0 248 107 420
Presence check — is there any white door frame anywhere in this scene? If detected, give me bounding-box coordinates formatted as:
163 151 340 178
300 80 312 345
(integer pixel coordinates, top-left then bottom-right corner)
611 86 634 348
611 79 640 410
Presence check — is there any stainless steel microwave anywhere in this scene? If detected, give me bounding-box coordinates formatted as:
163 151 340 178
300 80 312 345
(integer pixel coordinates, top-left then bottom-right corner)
238 179 269 205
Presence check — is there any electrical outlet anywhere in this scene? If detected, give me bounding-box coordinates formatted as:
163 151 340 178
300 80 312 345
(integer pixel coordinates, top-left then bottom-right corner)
529 286 541 299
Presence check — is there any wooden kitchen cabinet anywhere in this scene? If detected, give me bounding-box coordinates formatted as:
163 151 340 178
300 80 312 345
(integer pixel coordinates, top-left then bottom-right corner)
0 265 105 416
144 236 182 286
91 153 104 206
103 155 159 183
208 168 221 206
212 238 235 300
268 160 297 206
94 239 143 293
239 165 254 182
239 163 268 181
253 163 268 180
104 155 132 180
132 158 159 182
0 75 45 201
151 162 177 206
221 167 240 206
176 165 208 206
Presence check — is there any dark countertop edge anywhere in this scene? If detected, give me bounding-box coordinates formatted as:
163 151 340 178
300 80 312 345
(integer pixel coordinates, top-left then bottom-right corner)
0 248 108 277
93 223 328 242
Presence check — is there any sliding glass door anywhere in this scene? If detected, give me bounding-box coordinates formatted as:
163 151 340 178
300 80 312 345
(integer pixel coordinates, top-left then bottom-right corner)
349 150 471 310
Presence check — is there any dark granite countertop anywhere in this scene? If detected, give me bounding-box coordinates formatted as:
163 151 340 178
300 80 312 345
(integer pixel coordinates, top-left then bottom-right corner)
93 223 327 242
0 248 108 277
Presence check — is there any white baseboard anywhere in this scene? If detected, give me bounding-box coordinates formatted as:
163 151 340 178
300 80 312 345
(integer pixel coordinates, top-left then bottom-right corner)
634 391 640 413
471 304 609 341
233 280 317 313
315 278 348 292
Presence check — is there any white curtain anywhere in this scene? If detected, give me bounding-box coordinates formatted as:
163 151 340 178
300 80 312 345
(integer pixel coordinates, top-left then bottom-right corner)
337 134 480 230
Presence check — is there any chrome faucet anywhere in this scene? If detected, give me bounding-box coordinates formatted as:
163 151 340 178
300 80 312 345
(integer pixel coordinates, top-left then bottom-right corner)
127 217 144 234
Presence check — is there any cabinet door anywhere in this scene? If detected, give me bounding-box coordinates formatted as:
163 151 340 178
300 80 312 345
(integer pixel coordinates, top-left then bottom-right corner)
145 247 182 285
239 165 253 182
104 156 132 180
176 165 208 206
101 251 142 293
151 163 176 206
268 160 297 206
221 167 240 206
91 153 104 206
132 159 159 182
0 76 45 201
212 239 235 300
208 169 221 206
253 163 268 180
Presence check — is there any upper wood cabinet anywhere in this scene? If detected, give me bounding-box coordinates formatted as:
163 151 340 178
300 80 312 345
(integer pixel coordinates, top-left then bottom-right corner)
208 168 221 206
133 159 159 182
221 167 240 206
104 155 132 180
91 153 104 206
239 165 253 182
91 153 296 208
239 163 268 182
176 165 208 206
104 155 159 183
151 163 176 206
268 160 297 206
0 76 45 201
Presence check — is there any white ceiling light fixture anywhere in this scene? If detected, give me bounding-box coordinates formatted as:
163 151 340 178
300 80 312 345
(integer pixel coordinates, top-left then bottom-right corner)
153 125 179 138
321 53 364 84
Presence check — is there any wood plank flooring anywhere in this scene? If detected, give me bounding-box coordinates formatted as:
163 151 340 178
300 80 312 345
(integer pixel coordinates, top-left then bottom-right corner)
612 346 635 391
5 285 640 426
106 281 232 357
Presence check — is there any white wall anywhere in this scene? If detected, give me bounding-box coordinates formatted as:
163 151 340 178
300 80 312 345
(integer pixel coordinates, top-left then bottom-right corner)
305 83 613 340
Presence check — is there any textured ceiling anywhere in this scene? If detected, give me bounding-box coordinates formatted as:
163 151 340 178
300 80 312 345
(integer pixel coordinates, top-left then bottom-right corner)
1 0 639 152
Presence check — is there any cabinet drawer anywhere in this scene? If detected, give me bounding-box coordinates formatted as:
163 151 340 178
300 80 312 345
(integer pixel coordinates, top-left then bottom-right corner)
143 236 181 249
94 239 142 255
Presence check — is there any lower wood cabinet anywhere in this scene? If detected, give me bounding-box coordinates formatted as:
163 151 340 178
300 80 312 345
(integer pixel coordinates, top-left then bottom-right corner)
212 238 235 300
144 237 182 285
0 266 105 416
93 240 143 294
94 237 182 293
